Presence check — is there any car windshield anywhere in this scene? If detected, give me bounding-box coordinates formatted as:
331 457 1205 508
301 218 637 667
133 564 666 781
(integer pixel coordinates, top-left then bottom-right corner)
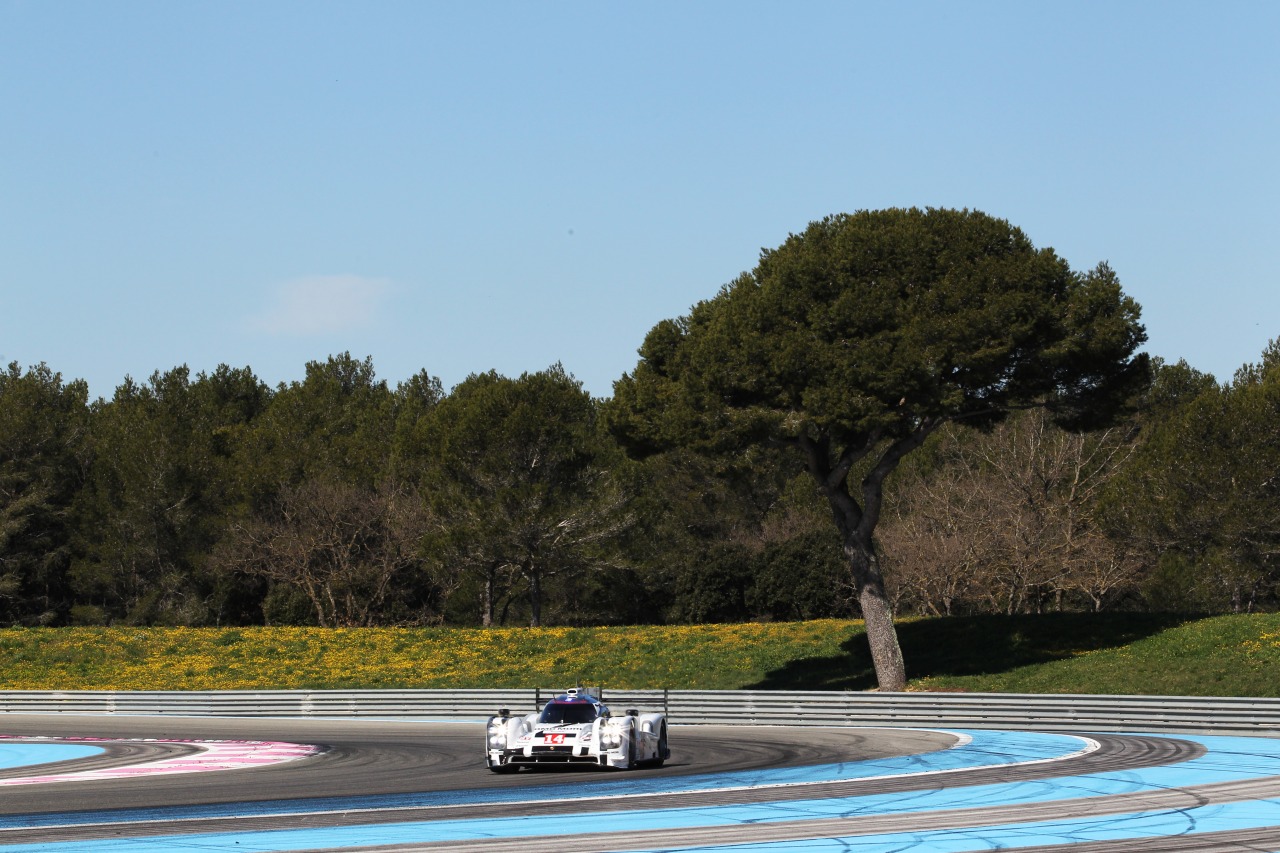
538 701 600 725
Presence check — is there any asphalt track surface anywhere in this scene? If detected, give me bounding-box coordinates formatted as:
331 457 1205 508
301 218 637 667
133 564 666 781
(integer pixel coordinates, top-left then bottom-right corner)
0 715 1279 851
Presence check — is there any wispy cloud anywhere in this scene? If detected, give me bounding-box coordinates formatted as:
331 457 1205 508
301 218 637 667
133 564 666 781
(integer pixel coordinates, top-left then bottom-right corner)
246 275 391 336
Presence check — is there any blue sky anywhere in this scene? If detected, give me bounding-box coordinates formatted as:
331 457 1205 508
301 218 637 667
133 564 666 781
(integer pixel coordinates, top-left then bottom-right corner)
2 1 1277 400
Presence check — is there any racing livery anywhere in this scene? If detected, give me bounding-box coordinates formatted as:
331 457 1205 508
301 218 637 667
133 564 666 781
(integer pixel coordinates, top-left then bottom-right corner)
485 689 669 772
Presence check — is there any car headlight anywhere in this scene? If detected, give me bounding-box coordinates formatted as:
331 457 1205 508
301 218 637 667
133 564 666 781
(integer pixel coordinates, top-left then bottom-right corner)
487 723 507 749
600 723 623 749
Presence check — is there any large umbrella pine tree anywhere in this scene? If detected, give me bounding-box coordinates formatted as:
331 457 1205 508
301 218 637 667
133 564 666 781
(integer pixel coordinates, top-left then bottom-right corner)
608 208 1149 691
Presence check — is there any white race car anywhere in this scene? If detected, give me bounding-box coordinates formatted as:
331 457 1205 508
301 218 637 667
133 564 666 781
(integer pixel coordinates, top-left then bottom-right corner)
485 689 669 772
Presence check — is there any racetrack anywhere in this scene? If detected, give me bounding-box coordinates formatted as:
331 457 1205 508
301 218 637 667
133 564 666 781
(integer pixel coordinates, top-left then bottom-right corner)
0 715 952 813
0 715 1278 851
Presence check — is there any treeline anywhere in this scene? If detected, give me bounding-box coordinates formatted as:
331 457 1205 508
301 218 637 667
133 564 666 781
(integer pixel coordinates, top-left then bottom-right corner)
1 343 1278 628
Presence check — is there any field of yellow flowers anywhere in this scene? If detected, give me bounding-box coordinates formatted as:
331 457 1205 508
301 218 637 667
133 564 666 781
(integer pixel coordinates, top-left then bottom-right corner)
0 621 866 691
8 615 1280 695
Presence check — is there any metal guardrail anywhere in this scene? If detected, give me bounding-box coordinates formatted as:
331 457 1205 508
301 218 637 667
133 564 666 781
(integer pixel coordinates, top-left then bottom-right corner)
1 689 1279 736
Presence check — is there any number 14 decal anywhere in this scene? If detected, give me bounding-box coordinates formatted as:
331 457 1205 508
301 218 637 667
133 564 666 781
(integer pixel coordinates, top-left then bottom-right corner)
545 733 567 744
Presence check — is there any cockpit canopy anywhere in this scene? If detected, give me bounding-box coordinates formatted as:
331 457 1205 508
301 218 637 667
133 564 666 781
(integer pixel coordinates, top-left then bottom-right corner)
537 693 607 725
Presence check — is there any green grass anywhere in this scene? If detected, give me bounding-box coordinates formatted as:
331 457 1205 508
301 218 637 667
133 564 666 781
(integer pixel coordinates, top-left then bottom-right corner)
906 612 1280 696
2 614 1279 695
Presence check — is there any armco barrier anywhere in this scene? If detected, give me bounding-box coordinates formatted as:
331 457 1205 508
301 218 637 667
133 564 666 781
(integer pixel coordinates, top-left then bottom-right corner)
1 689 1279 736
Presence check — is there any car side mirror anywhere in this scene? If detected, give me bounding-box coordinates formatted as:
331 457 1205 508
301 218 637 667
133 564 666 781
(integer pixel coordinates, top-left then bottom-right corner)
627 709 639 717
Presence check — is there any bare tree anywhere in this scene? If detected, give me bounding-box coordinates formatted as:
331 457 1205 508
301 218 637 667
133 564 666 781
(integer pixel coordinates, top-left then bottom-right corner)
880 411 1143 614
213 478 440 626
878 461 991 615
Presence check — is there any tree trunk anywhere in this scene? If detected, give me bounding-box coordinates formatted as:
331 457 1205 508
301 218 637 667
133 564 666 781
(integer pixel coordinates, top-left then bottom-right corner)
802 431 913 693
847 539 906 692
528 568 543 627
481 569 494 627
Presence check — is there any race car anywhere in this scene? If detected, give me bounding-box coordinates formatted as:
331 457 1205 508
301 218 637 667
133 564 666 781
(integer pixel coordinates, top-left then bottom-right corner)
485 688 669 772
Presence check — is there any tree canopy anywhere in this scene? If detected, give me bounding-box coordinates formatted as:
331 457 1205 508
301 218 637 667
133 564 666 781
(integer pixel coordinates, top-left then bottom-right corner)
0 363 89 624
609 208 1149 689
414 365 634 627
1102 347 1280 611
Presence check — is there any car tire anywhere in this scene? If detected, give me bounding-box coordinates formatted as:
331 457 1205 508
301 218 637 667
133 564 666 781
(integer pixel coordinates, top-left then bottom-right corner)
651 722 668 768
626 728 638 770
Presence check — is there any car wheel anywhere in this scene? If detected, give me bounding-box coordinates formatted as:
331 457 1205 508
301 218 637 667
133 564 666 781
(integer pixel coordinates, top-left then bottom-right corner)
651 722 668 768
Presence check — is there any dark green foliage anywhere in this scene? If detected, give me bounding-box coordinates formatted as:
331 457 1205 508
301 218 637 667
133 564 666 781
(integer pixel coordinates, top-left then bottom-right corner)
414 365 634 626
69 365 270 625
749 530 851 621
664 533 851 625
1103 343 1280 612
620 443 820 626
610 209 1148 455
666 542 755 624
550 562 658 626
0 363 90 625
389 369 445 482
238 353 398 494
260 584 319 626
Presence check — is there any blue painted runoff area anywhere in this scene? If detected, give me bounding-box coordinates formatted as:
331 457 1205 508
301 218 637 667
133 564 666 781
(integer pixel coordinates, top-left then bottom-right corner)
0 743 103 771
5 732 1280 852
640 797 1280 852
